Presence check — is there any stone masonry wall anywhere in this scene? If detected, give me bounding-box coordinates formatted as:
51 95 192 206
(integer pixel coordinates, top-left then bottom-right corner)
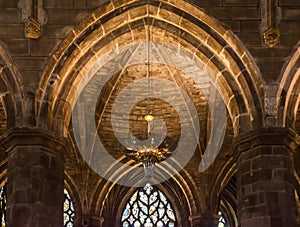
0 0 299 92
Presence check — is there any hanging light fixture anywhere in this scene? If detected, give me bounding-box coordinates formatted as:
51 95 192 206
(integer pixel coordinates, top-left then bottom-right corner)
121 0 175 178
122 118 175 178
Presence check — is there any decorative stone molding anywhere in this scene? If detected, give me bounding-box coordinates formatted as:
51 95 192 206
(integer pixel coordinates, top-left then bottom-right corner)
263 27 280 48
277 43 300 128
0 127 69 158
261 0 280 47
18 0 47 39
25 16 41 39
233 127 300 158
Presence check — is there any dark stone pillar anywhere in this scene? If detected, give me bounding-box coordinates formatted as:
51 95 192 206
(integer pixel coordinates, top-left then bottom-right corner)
75 216 103 227
189 213 219 227
235 128 298 227
2 128 67 227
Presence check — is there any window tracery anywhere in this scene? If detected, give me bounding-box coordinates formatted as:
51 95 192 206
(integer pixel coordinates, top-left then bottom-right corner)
0 184 6 227
121 183 176 227
218 211 226 227
64 189 74 227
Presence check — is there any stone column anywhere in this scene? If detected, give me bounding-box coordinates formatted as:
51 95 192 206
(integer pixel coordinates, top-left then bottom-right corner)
189 213 219 227
235 128 298 227
1 128 67 227
75 216 103 227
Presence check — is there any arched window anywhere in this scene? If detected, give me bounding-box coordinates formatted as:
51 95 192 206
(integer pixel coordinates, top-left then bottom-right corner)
64 189 75 227
121 183 176 227
218 211 226 227
0 184 6 227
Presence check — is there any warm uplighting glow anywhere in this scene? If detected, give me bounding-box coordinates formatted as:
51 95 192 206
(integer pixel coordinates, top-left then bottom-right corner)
121 0 174 178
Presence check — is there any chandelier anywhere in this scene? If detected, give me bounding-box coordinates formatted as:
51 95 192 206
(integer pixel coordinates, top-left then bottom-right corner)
122 115 174 178
121 0 174 178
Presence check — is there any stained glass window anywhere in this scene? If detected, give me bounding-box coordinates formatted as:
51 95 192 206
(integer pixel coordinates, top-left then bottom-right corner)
218 211 226 227
121 183 176 227
0 184 6 227
64 189 74 227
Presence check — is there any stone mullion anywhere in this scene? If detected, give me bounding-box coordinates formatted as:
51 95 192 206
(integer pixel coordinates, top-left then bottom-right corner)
235 128 298 227
1 128 66 227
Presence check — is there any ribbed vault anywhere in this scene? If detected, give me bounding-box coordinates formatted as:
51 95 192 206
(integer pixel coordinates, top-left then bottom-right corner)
36 0 265 222
37 0 264 136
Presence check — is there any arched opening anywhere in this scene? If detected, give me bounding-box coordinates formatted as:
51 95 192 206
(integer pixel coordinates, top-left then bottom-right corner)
38 0 264 137
95 174 197 226
0 43 24 128
217 174 238 227
36 1 264 224
277 41 300 128
0 43 23 227
121 183 176 226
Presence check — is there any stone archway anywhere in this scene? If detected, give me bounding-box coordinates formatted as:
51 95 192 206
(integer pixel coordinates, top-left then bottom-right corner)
92 169 200 226
36 0 265 225
277 41 300 227
0 44 24 222
0 42 24 128
37 0 264 137
277 41 300 130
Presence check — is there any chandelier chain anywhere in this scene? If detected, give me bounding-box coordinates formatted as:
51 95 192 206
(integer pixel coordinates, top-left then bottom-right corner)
147 0 151 117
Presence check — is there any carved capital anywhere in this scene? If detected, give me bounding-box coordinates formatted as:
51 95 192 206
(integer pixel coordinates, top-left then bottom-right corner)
0 127 70 158
233 127 300 158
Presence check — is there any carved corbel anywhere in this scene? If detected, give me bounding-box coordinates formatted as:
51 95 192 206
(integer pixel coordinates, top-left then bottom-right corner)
261 0 280 47
18 0 47 39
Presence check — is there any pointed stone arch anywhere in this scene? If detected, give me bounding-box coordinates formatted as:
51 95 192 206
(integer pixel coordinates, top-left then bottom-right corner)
0 42 24 181
277 41 300 130
36 2 265 219
37 0 264 137
64 171 81 220
0 42 24 129
92 171 200 226
120 183 177 226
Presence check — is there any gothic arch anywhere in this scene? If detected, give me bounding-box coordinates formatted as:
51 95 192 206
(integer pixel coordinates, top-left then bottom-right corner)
92 171 199 226
91 160 200 218
35 2 265 224
0 42 24 184
0 42 24 128
64 171 81 221
37 0 264 137
218 174 238 227
277 41 300 130
210 157 237 213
